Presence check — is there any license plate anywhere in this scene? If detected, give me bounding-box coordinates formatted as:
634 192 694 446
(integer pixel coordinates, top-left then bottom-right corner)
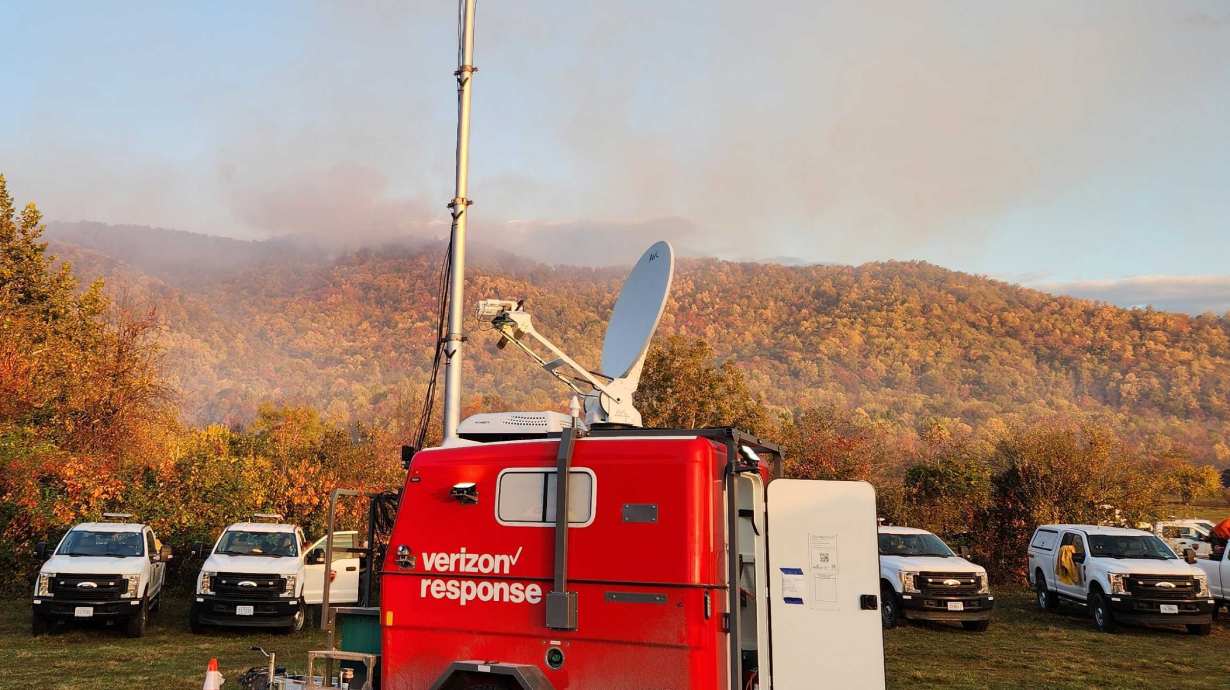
1160 604 1178 614
236 605 255 616
73 606 93 618
947 601 964 611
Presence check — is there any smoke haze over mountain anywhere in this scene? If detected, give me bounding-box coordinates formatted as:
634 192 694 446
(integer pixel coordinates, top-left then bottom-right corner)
3 2 1228 281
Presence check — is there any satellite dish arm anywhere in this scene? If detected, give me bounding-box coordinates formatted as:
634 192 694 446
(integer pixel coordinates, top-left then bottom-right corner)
493 312 619 399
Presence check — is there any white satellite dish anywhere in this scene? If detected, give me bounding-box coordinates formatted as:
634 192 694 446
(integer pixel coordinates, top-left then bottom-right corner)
473 241 675 427
601 241 675 380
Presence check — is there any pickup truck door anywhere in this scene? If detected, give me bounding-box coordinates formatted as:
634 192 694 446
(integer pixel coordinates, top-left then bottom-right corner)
302 533 361 605
145 529 164 596
1054 532 1087 599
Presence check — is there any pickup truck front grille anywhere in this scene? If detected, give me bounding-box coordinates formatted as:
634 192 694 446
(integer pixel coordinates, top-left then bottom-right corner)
212 572 286 598
1126 575 1199 599
917 572 982 596
49 573 126 600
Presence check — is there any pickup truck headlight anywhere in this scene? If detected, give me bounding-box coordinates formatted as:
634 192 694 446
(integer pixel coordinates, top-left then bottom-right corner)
900 571 920 594
122 574 140 598
1195 574 1210 598
36 573 54 597
1108 573 1129 595
198 571 215 595
977 573 990 594
282 575 297 597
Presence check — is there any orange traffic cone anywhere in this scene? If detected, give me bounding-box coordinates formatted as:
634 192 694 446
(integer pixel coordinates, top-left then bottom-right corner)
202 657 224 689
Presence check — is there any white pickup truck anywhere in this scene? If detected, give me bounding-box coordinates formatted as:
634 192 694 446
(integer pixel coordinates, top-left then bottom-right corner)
1028 524 1214 635
31 514 170 637
190 515 361 633
878 526 994 631
1193 541 1230 614
1154 520 1215 559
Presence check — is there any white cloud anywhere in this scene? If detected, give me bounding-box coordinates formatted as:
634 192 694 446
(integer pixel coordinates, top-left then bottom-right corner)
1036 275 1230 315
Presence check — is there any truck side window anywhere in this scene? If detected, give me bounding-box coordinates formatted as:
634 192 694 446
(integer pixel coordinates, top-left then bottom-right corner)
497 469 595 526
1030 530 1057 550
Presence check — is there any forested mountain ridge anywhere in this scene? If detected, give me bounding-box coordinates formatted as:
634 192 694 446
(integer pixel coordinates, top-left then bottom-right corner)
50 226 1230 465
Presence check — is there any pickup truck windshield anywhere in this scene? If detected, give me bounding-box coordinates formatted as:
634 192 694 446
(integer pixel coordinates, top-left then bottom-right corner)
56 530 144 557
1088 535 1175 559
879 533 955 557
214 530 298 557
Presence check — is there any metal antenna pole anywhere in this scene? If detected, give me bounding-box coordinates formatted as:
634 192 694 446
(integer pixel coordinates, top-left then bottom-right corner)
442 0 478 441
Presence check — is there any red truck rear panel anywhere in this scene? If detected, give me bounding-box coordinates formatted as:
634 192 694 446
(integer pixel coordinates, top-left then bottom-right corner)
381 436 730 689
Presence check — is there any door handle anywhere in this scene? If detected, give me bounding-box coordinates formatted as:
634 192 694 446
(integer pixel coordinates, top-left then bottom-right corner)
345 566 357 572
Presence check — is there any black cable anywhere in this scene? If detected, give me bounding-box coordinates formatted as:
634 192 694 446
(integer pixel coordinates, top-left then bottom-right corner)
412 235 452 452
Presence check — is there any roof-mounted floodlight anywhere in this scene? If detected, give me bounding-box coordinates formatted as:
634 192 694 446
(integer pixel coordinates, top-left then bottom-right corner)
250 513 285 523
102 512 135 522
479 242 674 427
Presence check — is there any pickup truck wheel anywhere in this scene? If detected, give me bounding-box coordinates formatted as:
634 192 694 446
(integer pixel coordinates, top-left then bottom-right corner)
1089 592 1116 633
1035 574 1058 610
284 600 306 634
32 610 50 637
125 599 148 638
1187 623 1212 636
189 605 207 634
961 620 990 632
880 583 899 629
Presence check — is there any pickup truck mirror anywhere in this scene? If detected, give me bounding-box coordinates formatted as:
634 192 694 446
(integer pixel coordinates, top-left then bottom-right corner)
1072 552 1086 564
307 549 326 565
34 541 48 560
190 541 206 558
160 545 173 561
1184 548 1197 564
957 546 971 559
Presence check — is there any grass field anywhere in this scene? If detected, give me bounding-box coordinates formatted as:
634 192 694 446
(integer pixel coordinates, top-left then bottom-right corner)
3 590 1228 688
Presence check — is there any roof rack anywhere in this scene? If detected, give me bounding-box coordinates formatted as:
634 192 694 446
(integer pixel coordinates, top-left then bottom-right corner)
101 512 135 522
250 513 285 523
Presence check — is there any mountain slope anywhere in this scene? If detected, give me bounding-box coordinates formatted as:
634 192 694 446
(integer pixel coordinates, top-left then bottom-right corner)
48 226 1230 463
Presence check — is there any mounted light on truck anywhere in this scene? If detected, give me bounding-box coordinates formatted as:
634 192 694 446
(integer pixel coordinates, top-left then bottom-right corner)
1194 573 1210 598
36 573 53 597
1108 573 1129 595
198 571 216 595
283 575 297 597
900 571 920 594
450 482 479 504
122 574 140 598
977 573 990 594
395 544 415 569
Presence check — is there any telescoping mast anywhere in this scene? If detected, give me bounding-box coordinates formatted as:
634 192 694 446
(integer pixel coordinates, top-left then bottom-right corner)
384 2 889 688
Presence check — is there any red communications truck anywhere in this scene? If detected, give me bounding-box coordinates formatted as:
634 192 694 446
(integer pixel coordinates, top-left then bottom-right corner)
380 421 886 689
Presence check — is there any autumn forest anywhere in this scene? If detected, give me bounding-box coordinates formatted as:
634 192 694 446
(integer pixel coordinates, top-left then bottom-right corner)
3 174 1229 585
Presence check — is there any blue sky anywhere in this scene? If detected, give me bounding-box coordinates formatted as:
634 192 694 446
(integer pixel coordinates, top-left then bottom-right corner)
2 1 1228 312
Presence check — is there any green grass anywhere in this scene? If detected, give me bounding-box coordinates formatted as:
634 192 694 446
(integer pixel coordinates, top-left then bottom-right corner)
885 591 1230 689
4 594 325 689
3 591 1228 688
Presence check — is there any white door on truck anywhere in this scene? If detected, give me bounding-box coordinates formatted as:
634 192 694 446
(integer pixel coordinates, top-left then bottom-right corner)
303 533 360 605
766 479 885 690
